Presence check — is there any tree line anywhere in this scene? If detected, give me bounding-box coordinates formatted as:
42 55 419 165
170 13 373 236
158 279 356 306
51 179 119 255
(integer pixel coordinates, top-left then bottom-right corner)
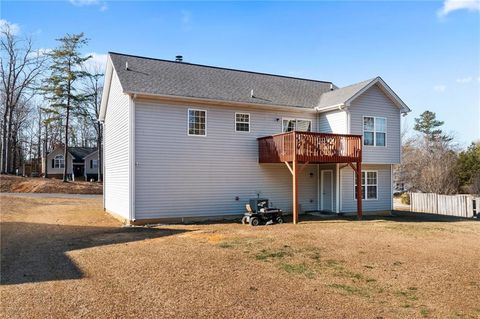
396 110 479 195
1 23 102 182
1 22 478 192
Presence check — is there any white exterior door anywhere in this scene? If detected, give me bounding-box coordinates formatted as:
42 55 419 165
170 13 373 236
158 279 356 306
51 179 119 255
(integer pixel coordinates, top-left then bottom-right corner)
321 170 333 212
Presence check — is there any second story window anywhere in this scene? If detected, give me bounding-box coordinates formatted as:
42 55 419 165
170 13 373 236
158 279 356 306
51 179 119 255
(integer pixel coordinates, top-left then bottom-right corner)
282 119 312 132
188 109 206 136
54 155 65 168
235 113 250 132
363 116 386 146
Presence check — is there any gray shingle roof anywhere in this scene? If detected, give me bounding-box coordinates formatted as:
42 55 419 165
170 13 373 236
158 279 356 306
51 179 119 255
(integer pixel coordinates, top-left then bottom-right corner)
69 147 96 161
317 78 376 109
109 52 334 109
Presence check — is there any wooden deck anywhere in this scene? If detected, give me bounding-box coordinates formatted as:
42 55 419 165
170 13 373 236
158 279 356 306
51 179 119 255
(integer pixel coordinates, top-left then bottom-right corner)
258 131 362 164
257 131 363 224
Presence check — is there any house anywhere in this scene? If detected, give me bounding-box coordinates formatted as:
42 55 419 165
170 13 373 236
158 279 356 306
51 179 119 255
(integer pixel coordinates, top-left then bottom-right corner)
99 52 410 224
42 146 100 181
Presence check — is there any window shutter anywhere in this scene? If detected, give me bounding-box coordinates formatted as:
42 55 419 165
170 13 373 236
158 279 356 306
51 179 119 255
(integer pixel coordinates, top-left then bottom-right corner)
52 159 54 168
90 160 93 169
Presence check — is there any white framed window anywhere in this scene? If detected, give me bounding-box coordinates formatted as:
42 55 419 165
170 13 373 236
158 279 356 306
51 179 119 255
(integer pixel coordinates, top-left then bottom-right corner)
354 170 378 200
235 113 250 132
282 118 312 132
188 109 207 136
54 155 65 168
91 159 98 169
363 116 386 146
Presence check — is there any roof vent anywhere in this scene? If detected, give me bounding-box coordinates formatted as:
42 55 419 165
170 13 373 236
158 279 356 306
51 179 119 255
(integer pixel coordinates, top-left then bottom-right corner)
330 83 334 91
125 61 129 71
175 55 183 62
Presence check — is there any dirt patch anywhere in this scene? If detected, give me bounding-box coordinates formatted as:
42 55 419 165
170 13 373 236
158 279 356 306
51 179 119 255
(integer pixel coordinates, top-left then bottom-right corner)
0 175 102 194
1 194 479 319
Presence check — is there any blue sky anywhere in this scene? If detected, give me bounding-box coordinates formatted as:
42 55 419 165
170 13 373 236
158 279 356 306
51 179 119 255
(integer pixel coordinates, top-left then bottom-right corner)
2 0 479 146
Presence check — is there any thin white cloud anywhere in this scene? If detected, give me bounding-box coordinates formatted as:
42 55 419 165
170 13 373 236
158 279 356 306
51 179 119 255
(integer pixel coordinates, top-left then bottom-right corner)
181 10 192 31
434 85 447 92
69 0 108 12
437 0 480 17
456 76 473 83
0 19 20 35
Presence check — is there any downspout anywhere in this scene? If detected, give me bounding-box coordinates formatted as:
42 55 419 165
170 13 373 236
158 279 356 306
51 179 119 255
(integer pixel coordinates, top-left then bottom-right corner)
129 94 136 223
100 119 105 211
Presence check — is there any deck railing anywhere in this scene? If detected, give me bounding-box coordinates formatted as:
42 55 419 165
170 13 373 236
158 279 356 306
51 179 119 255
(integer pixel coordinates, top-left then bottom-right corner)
258 131 362 163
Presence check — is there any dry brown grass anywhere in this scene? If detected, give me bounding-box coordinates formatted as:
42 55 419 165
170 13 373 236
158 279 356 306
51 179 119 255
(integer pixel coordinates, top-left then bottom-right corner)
0 175 102 194
1 194 479 319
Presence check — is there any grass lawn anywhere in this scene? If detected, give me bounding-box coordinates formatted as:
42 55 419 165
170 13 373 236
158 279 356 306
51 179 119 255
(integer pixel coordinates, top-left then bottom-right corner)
1 194 479 318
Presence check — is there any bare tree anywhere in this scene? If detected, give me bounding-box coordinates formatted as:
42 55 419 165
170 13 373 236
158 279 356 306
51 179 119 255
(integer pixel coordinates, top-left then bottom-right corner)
399 134 459 194
81 66 103 181
0 22 46 174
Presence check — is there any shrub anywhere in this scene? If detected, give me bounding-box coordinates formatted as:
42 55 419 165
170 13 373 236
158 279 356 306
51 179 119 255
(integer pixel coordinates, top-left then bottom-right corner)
400 193 410 205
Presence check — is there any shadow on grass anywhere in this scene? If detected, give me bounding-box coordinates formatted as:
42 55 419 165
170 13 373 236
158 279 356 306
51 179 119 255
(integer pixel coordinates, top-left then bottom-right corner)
0 222 189 285
296 211 478 223
143 210 478 227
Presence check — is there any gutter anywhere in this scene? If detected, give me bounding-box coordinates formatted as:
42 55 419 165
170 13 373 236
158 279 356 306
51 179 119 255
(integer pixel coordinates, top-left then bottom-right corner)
314 103 346 113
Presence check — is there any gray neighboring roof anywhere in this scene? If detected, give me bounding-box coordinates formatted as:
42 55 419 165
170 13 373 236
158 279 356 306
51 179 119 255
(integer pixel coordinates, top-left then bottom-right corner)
68 147 97 161
109 52 334 109
317 78 376 109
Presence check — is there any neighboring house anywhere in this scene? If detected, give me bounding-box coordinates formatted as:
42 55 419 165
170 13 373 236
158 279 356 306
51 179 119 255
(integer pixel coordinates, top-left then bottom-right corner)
99 52 410 224
42 146 100 181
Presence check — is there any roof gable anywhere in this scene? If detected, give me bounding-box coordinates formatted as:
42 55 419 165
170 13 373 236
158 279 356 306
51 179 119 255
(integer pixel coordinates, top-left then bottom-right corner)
316 77 411 113
48 146 97 161
69 147 97 161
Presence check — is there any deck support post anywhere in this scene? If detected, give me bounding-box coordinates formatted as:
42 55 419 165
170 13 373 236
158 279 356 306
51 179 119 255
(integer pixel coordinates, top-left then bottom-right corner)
293 158 299 224
292 132 299 224
356 161 363 220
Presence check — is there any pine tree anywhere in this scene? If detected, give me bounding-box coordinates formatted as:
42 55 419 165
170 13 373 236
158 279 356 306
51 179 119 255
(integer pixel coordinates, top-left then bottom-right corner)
413 111 451 142
43 33 91 181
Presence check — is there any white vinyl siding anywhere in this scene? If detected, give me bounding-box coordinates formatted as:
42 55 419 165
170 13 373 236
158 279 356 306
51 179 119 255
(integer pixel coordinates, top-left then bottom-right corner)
134 101 318 220
84 151 99 176
104 71 131 219
318 110 348 134
341 164 392 212
349 84 401 164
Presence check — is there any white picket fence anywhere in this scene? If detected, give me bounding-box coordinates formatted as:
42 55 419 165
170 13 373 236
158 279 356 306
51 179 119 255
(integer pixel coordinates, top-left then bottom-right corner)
410 192 480 218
